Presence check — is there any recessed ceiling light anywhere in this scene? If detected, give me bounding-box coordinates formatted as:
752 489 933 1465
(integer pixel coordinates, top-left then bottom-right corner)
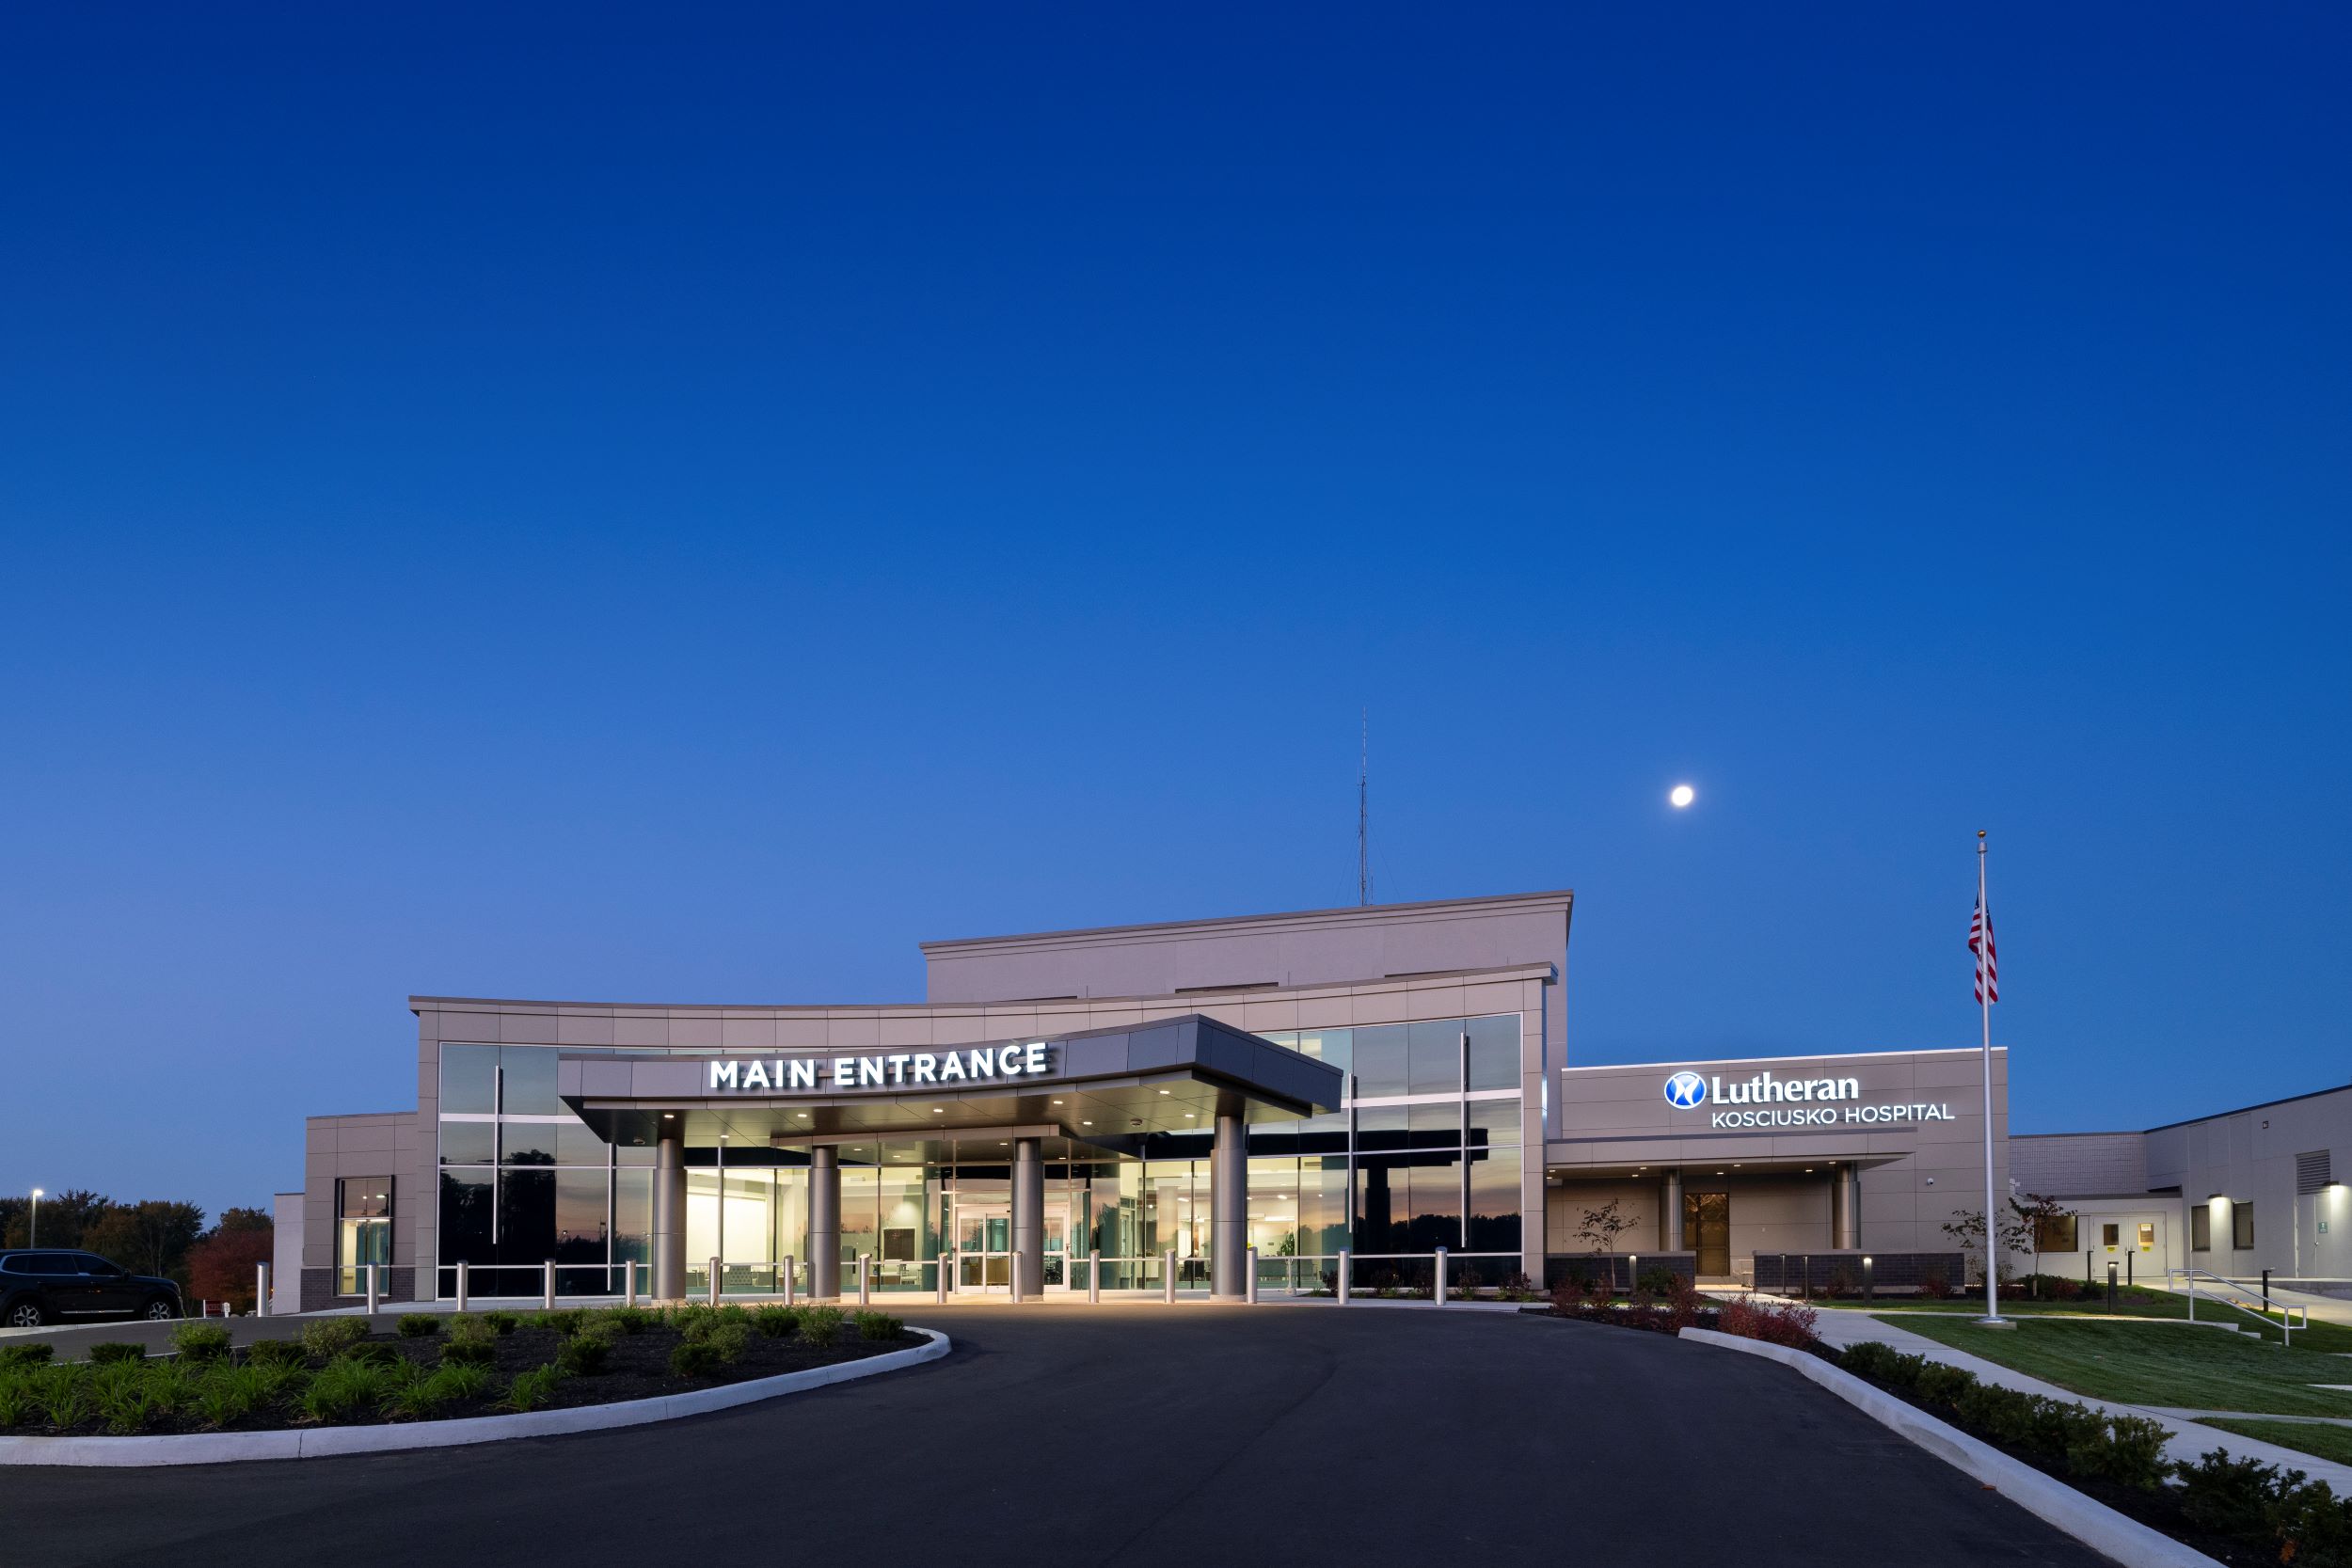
1082 1120 1093 1126
1184 1113 1196 1118
1051 1100 1063 1105
933 1108 946 1114
1158 1089 1171 1096
662 1113 675 1119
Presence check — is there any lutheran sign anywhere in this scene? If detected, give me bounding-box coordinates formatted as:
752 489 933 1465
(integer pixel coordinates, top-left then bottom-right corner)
706 1042 1057 1095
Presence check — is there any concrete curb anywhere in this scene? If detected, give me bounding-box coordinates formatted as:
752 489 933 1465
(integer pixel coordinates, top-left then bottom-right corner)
0 1328 949 1468
1677 1328 2221 1568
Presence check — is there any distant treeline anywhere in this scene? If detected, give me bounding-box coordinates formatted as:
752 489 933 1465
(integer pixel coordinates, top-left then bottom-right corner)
0 1193 276 1309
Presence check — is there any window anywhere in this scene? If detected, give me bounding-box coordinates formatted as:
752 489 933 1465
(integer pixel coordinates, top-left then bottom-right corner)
2191 1204 2211 1252
2033 1214 2077 1252
2102 1223 2120 1248
2137 1223 2155 1250
1466 1015 1519 1092
336 1176 394 1294
2233 1202 2254 1250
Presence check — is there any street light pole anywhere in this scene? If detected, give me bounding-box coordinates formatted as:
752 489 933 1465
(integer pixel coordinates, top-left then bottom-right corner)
28 1188 40 1247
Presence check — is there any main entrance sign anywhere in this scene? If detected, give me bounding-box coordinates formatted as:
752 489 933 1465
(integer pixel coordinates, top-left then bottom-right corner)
707 1042 1057 1094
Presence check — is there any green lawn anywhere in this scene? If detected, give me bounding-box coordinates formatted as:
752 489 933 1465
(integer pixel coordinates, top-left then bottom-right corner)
2195 1418 2352 1468
1814 1292 2352 1351
1887 1315 2352 1417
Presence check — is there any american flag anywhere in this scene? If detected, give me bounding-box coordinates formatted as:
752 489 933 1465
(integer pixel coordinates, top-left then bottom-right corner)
1970 893 1998 1005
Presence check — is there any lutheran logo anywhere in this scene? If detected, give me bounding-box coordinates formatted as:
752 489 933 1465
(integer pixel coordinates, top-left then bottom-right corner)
1663 1071 1708 1109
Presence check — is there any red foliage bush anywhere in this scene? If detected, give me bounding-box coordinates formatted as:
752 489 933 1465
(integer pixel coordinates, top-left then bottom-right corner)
1716 1299 1820 1348
1916 1271 1951 1300
186 1226 274 1312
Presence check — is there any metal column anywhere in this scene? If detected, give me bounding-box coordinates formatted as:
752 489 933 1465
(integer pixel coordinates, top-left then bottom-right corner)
1012 1136 1045 1299
810 1145 842 1300
1661 1168 1684 1251
1833 1162 1859 1250
654 1133 687 1301
1211 1110 1248 1299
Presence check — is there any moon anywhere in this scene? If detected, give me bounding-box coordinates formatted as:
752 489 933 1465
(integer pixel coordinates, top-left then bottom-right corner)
1669 784 1695 809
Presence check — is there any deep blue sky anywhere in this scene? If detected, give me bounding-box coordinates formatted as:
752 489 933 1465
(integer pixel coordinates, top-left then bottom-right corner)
4 8 2347 1219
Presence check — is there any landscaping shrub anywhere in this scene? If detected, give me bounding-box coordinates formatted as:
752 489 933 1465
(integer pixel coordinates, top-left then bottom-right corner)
170 1322 232 1362
92 1363 167 1433
798 1307 846 1347
396 1314 441 1338
244 1338 306 1370
1915 1271 1951 1300
502 1364 563 1412
1634 1265 1678 1298
669 1338 725 1377
430 1362 495 1402
87 1342 146 1365
441 1338 497 1368
1664 1276 1704 1331
590 1306 651 1336
708 1323 753 1363
851 1310 902 1342
754 1305 804 1338
0 1343 55 1370
556 1335 611 1375
1499 1272 1538 1302
35 1364 91 1430
299 1354 400 1421
1716 1300 1820 1348
533 1308 585 1337
343 1341 401 1368
482 1310 521 1335
1914 1361 1973 1405
383 1373 453 1421
300 1317 368 1360
0 1372 36 1429
190 1361 275 1428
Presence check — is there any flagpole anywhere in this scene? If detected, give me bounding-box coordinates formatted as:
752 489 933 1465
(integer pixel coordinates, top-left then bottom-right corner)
1978 829 2007 1327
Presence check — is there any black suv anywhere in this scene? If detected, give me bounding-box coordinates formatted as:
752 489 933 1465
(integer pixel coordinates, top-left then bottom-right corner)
0 1250 183 1328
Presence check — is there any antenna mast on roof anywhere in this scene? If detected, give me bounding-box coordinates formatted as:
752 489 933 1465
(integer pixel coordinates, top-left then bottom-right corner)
1358 708 1372 906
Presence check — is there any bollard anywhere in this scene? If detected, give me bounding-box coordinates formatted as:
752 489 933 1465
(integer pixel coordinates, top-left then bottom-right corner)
256 1260 272 1318
1089 1250 1101 1305
707 1257 721 1307
366 1262 381 1320
1011 1249 1024 1304
543 1259 556 1310
2264 1268 2273 1311
1435 1246 1448 1306
1863 1256 1874 1302
455 1259 469 1312
1163 1249 1177 1305
2107 1260 2120 1313
2126 1251 2134 1289
625 1259 638 1308
1247 1245 1259 1305
1337 1249 1351 1305
859 1254 871 1307
784 1257 797 1307
936 1256 948 1305
2085 1249 2092 1287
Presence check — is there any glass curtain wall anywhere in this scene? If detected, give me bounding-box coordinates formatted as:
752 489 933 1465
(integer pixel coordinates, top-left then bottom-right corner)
437 1012 1526 1300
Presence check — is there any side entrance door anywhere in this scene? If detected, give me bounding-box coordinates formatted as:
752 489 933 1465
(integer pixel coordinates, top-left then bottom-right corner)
1683 1192 1731 1276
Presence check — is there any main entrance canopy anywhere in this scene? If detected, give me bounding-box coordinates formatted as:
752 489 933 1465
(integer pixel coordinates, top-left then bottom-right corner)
556 1014 1342 1151
555 1015 1345 1302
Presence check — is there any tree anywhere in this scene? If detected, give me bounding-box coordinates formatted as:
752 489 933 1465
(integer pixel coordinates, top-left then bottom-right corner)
82 1200 207 1283
0 1188 111 1249
1576 1199 1639 1256
215 1206 275 1234
2010 1192 2077 1293
1941 1205 2032 1287
187 1224 276 1312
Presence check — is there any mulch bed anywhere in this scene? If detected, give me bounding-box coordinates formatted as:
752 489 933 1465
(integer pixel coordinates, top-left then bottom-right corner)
8 1325 928 1438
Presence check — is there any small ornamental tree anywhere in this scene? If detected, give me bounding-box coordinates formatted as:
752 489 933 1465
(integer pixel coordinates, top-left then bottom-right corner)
1941 1205 2033 1287
1575 1199 1640 1290
2009 1192 2077 1294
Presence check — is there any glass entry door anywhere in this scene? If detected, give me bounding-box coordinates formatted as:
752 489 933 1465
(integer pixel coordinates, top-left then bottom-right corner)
959 1206 1012 1291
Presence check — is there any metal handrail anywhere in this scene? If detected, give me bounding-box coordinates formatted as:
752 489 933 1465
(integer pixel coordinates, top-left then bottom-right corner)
2169 1267 2308 1346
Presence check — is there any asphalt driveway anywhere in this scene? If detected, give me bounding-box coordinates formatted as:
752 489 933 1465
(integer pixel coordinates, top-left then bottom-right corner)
0 1304 2110 1567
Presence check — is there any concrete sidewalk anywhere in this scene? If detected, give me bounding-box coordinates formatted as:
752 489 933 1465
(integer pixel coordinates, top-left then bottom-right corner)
1805 1308 2352 1489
